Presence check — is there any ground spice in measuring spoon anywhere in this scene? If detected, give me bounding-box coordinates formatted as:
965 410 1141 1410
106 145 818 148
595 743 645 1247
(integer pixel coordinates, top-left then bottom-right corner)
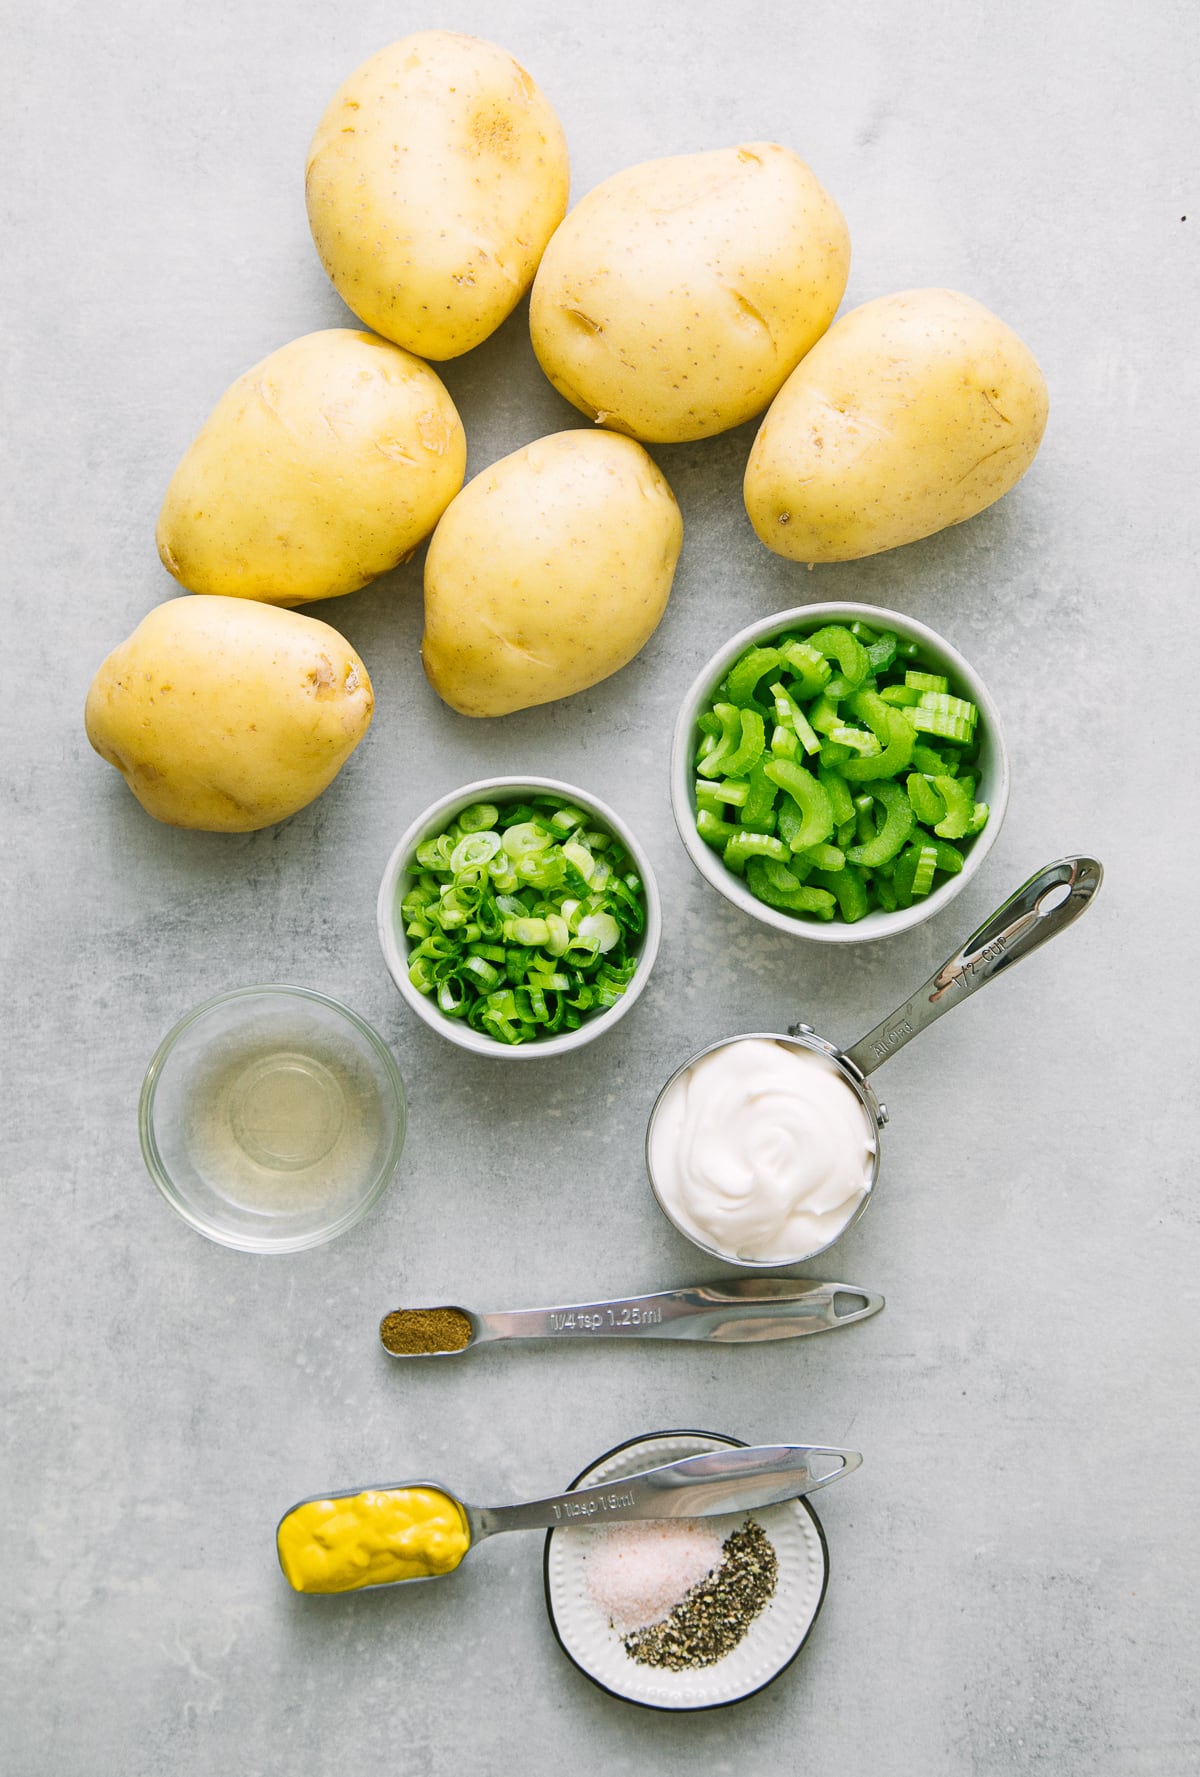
380 1307 473 1355
622 1519 779 1670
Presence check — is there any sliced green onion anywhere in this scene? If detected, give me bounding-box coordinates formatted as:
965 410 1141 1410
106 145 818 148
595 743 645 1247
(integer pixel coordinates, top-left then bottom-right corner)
403 793 646 1045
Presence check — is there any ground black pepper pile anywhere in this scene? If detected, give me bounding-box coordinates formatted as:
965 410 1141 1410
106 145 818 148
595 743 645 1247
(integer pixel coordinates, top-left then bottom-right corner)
622 1519 778 1670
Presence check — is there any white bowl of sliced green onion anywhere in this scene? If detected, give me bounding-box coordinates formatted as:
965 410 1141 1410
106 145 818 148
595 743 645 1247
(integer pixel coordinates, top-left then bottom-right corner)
671 604 1009 941
378 777 662 1055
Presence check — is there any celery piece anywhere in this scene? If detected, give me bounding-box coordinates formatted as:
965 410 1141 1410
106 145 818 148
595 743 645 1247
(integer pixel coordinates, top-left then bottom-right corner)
723 831 790 875
919 691 977 728
812 862 870 922
933 774 974 840
910 706 974 744
806 624 870 689
718 708 767 778
846 781 915 867
745 856 836 919
726 646 782 707
697 809 740 848
866 632 899 673
818 768 855 828
695 702 744 778
905 670 949 694
841 702 917 782
910 843 939 898
808 694 843 737
796 842 846 872
740 763 780 833
779 640 831 697
770 682 821 755
830 726 881 755
763 759 835 850
906 773 947 826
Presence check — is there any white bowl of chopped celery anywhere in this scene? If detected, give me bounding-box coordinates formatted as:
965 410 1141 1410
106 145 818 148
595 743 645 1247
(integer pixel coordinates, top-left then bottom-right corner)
671 604 1009 942
378 777 663 1055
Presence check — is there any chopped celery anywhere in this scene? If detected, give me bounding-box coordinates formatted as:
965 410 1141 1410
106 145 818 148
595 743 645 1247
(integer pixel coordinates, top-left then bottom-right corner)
691 623 992 924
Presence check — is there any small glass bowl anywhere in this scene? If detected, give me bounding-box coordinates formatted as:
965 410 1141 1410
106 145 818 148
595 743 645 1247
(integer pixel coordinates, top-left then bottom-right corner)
377 776 662 1059
671 602 1010 941
544 1429 830 1712
139 986 406 1252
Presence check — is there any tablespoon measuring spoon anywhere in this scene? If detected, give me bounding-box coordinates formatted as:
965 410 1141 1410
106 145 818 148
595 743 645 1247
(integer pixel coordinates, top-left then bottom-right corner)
277 1442 861 1594
379 1277 884 1357
646 855 1102 1268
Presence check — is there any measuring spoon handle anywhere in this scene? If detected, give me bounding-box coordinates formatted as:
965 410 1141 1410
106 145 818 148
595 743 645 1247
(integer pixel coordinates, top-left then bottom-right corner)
842 856 1102 1078
476 1278 883 1344
474 1444 861 1537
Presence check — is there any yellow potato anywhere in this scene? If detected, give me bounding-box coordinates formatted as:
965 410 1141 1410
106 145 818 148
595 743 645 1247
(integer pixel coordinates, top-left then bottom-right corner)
85 597 374 832
306 32 569 359
156 330 465 606
744 288 1049 562
422 430 682 716
529 142 849 443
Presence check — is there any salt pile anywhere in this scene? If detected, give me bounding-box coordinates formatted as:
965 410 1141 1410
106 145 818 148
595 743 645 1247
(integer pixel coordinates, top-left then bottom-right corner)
581 1518 725 1634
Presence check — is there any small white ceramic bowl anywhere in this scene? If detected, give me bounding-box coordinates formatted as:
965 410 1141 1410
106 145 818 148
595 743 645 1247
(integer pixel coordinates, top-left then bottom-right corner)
543 1429 830 1712
377 776 662 1058
670 603 1009 942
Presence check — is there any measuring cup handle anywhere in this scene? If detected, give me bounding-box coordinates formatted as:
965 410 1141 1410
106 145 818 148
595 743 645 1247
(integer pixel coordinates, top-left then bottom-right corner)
841 856 1102 1077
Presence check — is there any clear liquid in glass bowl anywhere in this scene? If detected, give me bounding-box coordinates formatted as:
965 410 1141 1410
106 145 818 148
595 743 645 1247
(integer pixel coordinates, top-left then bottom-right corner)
140 986 406 1252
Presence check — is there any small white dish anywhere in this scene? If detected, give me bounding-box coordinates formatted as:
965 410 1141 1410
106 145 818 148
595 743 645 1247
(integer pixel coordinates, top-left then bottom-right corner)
377 776 662 1058
543 1430 830 1711
671 602 1010 942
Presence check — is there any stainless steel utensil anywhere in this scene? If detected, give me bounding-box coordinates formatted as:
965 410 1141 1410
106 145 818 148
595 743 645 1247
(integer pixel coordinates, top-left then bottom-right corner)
647 855 1103 1267
379 1277 884 1357
278 1442 862 1593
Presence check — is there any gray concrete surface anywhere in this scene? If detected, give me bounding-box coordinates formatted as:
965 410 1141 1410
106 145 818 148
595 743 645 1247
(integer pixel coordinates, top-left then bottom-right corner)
3 2 1197 1771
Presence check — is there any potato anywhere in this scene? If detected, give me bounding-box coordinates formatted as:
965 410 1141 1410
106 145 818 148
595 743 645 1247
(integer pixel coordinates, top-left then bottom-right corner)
306 32 569 359
156 330 465 606
85 597 374 832
529 143 849 443
422 430 682 716
744 288 1050 562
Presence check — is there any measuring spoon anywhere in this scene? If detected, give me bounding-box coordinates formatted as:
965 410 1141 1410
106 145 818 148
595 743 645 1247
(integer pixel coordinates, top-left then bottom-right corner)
277 1441 861 1594
379 1277 884 1357
647 855 1102 1268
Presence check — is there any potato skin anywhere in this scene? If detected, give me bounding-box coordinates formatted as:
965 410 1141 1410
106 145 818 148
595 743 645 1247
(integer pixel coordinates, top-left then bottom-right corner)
84 597 374 832
156 330 465 606
422 430 682 717
744 288 1050 562
306 31 569 359
529 142 850 443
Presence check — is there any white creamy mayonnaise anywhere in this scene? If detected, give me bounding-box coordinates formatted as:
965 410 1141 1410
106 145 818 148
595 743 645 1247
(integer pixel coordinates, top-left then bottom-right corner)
649 1038 875 1262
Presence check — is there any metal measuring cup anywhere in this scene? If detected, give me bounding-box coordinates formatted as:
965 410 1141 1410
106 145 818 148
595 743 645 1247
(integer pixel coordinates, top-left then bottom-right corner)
646 856 1102 1267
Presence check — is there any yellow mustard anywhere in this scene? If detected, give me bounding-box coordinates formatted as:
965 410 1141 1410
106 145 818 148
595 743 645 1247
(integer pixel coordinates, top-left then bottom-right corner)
277 1486 471 1594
